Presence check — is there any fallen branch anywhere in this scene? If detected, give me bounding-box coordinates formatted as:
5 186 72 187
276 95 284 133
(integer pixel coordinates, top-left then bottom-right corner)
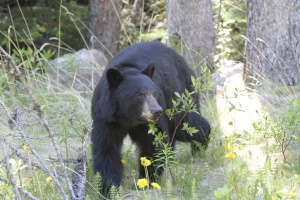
72 155 87 200
47 156 79 163
17 187 39 200
0 139 22 199
2 136 44 170
0 101 68 199
0 176 7 183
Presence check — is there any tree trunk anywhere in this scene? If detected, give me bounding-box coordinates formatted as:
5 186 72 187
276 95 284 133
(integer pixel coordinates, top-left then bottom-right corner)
245 0 300 86
166 0 215 71
88 0 121 59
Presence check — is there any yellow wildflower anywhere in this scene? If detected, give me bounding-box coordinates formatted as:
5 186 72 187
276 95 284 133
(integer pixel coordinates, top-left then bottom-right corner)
151 182 161 190
140 157 151 167
121 159 126 164
23 144 29 151
46 176 52 182
225 152 236 159
137 178 148 189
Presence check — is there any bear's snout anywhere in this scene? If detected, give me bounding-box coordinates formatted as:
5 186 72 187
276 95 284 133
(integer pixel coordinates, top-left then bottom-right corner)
140 95 163 122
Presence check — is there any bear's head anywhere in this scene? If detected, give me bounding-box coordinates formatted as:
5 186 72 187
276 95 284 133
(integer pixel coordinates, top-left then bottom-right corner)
106 62 163 126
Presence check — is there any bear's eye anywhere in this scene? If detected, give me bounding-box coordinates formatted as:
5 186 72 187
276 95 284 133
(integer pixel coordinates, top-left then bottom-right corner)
137 93 144 99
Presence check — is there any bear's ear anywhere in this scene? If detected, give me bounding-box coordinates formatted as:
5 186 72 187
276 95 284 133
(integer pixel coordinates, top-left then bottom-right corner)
142 61 155 78
106 68 123 87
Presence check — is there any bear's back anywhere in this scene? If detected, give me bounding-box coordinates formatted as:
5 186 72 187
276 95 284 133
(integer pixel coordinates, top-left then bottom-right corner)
109 42 180 67
107 42 193 85
108 41 169 70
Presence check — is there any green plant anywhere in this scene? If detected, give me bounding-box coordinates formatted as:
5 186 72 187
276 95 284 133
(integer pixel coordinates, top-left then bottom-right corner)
214 0 247 62
253 98 300 162
0 159 23 199
11 47 56 73
145 75 212 199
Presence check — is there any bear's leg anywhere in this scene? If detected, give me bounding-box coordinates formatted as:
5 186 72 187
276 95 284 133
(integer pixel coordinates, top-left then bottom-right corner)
128 125 164 182
91 123 126 195
175 112 210 152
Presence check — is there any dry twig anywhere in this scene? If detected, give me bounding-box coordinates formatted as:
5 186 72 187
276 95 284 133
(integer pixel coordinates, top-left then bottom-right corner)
0 140 22 200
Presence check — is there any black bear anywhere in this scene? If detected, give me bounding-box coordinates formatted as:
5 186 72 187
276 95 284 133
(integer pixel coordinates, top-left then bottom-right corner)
91 41 210 194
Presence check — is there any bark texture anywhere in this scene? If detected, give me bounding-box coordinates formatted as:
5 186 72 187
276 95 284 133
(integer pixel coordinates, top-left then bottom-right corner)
72 156 86 200
245 0 300 86
166 0 215 70
89 0 121 58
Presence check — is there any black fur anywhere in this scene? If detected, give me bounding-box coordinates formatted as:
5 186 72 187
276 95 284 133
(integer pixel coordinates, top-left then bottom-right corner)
91 41 210 195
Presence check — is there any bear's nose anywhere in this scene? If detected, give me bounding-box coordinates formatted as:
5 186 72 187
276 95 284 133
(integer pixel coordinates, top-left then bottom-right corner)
154 110 163 118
